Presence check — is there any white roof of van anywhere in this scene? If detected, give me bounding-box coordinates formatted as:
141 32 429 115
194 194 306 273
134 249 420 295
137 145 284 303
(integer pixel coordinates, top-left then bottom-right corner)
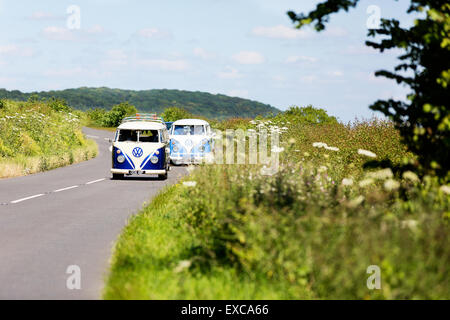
118 121 166 130
172 119 210 126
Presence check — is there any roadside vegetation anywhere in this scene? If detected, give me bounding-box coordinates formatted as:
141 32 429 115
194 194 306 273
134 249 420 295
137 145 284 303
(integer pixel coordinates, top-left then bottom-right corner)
0 98 97 179
104 106 449 299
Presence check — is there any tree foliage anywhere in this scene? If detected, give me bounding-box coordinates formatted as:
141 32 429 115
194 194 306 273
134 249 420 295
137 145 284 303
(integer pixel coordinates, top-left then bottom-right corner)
100 102 137 127
161 107 192 122
279 105 338 124
0 87 279 120
288 1 450 179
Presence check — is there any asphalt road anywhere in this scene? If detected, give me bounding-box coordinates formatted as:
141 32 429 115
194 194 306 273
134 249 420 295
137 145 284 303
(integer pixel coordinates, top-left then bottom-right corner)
0 127 187 299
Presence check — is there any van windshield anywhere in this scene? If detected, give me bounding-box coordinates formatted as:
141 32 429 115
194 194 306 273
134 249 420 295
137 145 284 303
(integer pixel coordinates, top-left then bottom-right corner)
117 130 159 142
173 125 205 136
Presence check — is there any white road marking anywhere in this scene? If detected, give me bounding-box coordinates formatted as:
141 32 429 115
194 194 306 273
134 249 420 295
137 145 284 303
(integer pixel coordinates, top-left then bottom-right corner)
86 178 105 185
11 194 45 204
85 135 99 139
53 185 79 193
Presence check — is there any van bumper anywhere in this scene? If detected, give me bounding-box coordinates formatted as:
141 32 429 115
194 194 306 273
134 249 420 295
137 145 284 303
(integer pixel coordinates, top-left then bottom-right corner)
111 169 167 175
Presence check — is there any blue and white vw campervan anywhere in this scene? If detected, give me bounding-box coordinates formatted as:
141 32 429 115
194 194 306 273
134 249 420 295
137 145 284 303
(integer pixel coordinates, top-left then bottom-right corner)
111 114 170 179
169 119 214 165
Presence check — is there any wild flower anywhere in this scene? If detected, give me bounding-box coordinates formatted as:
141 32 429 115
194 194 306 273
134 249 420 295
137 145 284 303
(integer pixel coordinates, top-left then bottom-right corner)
318 166 328 173
401 219 419 231
357 149 377 158
183 181 197 187
359 178 374 187
440 185 450 195
324 146 339 151
342 178 354 186
174 260 192 273
312 142 328 148
402 171 420 182
384 179 400 191
367 168 393 180
348 195 365 208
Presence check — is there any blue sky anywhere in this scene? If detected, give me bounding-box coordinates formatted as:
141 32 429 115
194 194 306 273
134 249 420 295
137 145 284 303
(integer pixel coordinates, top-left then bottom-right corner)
0 0 417 121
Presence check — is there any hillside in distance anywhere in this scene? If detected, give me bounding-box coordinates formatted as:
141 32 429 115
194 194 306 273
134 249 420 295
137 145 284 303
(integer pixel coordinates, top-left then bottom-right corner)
0 87 280 119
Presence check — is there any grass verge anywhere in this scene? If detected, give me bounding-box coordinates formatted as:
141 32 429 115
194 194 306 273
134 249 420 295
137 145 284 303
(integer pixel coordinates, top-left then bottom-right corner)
0 139 97 179
103 183 313 300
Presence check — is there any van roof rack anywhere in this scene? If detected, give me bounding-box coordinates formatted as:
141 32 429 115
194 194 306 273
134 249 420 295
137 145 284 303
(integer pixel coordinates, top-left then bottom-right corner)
121 113 165 124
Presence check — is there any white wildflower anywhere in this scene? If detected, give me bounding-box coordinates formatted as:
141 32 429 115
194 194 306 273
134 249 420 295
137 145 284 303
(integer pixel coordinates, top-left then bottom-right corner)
342 178 354 186
174 260 192 273
440 185 450 195
358 149 377 158
348 195 365 208
313 142 328 148
359 178 374 188
367 168 393 180
384 179 400 191
183 181 197 187
402 171 419 182
324 146 339 152
318 165 328 173
401 219 418 231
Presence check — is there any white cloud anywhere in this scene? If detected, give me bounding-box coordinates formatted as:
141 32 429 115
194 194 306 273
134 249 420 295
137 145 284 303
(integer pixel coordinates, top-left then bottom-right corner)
285 55 318 64
29 11 61 20
272 75 286 82
252 25 312 39
86 25 105 34
138 28 171 39
217 67 243 79
42 26 74 41
300 75 319 84
43 67 84 77
329 70 343 77
227 89 249 98
103 49 128 67
323 26 347 37
252 25 347 40
193 47 215 60
232 51 264 64
0 44 34 57
138 59 189 71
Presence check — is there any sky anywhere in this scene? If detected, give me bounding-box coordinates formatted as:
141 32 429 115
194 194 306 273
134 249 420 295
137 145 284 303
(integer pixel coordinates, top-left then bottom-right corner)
0 0 418 121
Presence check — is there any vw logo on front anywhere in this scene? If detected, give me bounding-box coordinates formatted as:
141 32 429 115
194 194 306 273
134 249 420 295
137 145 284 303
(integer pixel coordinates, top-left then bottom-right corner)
132 147 143 158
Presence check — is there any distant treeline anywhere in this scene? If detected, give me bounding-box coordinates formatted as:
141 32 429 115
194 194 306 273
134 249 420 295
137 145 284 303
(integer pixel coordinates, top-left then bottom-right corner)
0 87 280 120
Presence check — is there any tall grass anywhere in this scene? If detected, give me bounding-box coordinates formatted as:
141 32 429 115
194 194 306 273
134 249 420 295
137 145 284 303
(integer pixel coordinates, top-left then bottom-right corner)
104 116 449 299
0 99 97 178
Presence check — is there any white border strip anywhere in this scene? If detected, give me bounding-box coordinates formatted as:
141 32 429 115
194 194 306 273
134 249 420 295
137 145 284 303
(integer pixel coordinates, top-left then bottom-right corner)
11 194 45 204
53 185 79 193
86 178 105 185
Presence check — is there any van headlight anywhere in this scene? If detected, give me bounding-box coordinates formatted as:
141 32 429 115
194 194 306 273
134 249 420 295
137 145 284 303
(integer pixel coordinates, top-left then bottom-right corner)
199 145 205 152
173 145 179 152
150 156 159 164
117 155 125 163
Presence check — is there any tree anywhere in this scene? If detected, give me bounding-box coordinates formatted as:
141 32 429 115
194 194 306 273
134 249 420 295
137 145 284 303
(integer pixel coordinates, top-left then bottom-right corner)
281 105 338 124
161 106 192 122
101 102 137 127
288 1 450 180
